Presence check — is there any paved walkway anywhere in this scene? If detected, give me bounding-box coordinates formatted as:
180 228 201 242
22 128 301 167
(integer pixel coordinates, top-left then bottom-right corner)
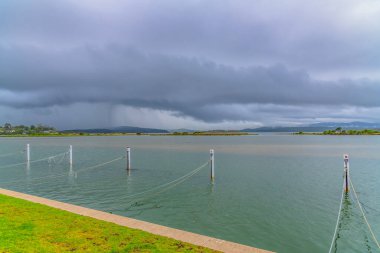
0 188 274 253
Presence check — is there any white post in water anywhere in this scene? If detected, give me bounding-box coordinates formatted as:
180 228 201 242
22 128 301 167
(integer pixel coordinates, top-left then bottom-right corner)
26 144 30 162
69 145 73 165
210 149 215 180
343 154 349 193
126 147 131 171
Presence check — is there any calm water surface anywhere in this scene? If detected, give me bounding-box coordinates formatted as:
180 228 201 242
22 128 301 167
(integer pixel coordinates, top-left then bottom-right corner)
0 135 379 253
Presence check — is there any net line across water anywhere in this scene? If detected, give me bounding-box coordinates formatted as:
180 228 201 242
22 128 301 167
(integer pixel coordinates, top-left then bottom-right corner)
0 150 24 158
102 160 210 213
105 160 210 204
350 178 380 249
0 155 210 208
0 151 69 169
0 155 125 187
328 180 345 253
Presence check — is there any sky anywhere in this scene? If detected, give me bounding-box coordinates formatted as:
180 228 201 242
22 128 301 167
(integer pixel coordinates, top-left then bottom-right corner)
1 0 380 130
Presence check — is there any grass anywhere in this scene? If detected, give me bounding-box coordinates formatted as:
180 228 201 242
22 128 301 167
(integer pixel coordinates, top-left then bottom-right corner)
0 194 217 253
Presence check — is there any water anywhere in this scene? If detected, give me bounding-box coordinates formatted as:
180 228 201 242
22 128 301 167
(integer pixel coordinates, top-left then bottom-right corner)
0 135 379 253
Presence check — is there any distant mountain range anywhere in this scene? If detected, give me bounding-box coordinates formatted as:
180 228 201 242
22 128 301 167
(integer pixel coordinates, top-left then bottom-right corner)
168 128 196 133
62 122 380 134
243 121 380 132
242 126 328 132
308 121 380 128
62 126 169 133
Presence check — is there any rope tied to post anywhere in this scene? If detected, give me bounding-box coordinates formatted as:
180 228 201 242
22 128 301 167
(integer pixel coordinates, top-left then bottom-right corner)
0 150 24 158
117 160 210 202
0 155 125 186
329 154 380 252
101 160 211 213
350 178 380 249
74 156 125 176
328 180 346 253
0 151 69 169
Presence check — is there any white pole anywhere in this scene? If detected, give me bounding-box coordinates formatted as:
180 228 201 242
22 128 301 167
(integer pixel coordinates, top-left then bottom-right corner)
343 154 349 193
26 144 30 162
69 145 73 165
126 147 131 170
210 149 215 180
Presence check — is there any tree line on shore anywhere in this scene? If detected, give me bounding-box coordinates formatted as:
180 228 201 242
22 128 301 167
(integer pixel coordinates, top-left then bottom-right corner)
297 127 380 135
322 127 380 135
0 123 57 135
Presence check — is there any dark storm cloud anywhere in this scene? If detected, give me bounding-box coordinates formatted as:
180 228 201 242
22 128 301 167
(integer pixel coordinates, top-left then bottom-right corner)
1 0 380 73
1 0 380 127
1 45 380 122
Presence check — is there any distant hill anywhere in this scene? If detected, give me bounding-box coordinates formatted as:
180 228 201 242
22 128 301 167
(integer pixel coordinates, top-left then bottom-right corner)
242 126 330 132
62 126 169 134
309 121 380 129
243 122 380 132
168 128 196 133
62 122 380 134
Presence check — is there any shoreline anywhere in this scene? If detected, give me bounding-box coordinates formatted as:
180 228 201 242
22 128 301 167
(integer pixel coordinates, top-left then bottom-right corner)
0 188 273 253
294 133 380 136
3 132 380 137
0 133 255 137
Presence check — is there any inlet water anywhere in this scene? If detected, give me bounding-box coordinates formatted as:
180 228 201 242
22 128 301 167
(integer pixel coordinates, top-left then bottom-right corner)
0 135 379 253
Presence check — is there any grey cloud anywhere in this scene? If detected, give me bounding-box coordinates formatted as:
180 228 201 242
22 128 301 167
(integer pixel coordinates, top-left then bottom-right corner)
1 0 380 127
1 45 380 123
1 0 380 75
0 103 113 129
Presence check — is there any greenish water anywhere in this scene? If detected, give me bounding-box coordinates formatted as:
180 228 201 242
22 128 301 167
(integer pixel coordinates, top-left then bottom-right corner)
0 135 379 253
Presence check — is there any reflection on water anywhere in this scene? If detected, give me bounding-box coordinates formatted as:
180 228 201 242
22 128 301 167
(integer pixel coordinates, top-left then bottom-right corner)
334 194 353 253
0 135 380 253
334 193 376 253
25 162 30 179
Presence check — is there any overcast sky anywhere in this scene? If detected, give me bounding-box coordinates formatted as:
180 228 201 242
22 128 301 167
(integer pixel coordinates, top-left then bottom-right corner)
1 0 380 130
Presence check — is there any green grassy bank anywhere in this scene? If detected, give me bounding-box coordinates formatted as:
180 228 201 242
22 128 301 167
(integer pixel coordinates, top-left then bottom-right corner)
0 194 217 253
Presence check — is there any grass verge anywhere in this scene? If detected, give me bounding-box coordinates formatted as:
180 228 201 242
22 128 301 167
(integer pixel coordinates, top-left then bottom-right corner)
0 194 217 253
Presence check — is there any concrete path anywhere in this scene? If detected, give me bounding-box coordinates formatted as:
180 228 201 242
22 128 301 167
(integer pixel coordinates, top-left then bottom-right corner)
0 188 274 253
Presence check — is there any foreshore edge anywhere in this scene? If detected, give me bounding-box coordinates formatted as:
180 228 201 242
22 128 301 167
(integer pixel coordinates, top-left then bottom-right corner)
0 188 274 253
